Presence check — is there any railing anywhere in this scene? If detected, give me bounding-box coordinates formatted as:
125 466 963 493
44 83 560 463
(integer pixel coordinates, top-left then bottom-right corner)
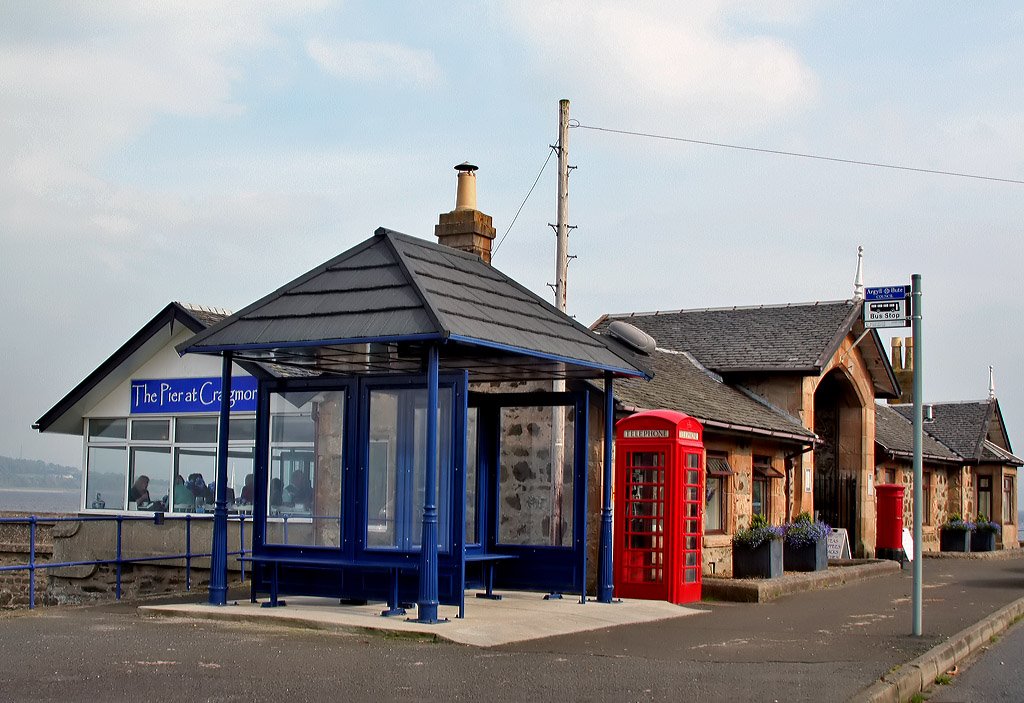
0 514 251 609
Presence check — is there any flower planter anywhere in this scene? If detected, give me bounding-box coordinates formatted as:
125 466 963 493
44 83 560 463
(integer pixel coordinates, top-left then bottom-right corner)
732 539 783 579
784 536 828 571
939 529 971 552
971 531 997 552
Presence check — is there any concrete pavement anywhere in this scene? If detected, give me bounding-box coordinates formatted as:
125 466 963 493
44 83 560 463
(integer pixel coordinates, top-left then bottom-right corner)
0 555 1021 702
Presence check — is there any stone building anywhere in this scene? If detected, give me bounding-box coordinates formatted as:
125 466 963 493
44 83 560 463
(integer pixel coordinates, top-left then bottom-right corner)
610 349 816 576
593 299 901 558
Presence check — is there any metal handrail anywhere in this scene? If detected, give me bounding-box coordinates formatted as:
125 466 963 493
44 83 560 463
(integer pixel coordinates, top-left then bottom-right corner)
0 513 251 609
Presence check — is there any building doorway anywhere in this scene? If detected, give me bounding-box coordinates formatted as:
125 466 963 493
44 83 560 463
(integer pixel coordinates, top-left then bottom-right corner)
813 370 865 550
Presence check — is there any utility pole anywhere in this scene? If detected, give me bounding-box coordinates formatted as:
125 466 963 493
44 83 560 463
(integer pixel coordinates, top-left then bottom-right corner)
550 99 571 546
911 274 923 636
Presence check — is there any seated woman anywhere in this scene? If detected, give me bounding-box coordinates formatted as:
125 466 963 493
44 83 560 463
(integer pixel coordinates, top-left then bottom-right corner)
240 473 254 503
129 475 151 508
172 474 194 511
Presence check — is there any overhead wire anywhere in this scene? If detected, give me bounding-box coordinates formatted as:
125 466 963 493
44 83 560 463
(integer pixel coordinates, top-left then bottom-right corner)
571 122 1024 186
492 146 556 257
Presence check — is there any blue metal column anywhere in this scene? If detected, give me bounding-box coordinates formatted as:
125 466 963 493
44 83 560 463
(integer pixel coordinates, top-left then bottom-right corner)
597 372 615 602
416 345 441 622
209 351 233 606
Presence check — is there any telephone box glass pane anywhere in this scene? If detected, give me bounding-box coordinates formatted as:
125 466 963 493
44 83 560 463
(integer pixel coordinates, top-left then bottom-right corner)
686 535 697 550
685 567 698 583
686 552 697 566
687 487 699 501
686 453 700 468
687 470 699 484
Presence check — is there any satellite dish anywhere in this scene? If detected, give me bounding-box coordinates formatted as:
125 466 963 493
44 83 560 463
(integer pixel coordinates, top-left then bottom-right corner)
607 320 656 356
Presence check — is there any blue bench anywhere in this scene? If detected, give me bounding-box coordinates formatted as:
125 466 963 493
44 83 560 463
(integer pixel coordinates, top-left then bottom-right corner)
241 554 417 616
464 552 518 600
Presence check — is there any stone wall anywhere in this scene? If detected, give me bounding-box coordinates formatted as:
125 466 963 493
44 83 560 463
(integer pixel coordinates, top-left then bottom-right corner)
46 517 250 605
0 513 60 608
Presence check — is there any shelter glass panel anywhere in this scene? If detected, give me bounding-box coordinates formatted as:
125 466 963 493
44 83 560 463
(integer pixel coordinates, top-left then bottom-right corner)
497 405 575 547
265 390 345 548
466 408 479 545
366 387 453 551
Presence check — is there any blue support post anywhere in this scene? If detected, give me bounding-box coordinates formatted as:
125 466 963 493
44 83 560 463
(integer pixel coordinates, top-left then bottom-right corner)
239 516 246 582
597 372 615 603
28 516 36 609
185 514 192 590
416 345 441 623
116 515 123 600
208 352 233 606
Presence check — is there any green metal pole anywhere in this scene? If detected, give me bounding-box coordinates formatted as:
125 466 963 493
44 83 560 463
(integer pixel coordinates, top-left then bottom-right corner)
911 274 923 636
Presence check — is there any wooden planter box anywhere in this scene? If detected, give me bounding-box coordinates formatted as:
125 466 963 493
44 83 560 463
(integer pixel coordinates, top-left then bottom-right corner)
970 531 997 552
732 539 783 579
939 529 971 552
783 537 828 572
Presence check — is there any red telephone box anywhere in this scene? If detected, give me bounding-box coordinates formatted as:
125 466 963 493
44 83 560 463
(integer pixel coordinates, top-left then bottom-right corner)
613 410 705 604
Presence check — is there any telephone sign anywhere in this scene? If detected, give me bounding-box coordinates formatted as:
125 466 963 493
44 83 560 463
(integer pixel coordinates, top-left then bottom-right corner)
864 285 911 328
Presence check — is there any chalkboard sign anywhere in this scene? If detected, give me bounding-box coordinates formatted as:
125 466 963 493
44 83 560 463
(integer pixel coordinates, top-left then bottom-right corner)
827 528 852 559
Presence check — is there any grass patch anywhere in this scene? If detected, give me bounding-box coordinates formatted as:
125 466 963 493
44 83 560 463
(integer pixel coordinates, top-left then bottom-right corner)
910 694 928 703
934 673 953 685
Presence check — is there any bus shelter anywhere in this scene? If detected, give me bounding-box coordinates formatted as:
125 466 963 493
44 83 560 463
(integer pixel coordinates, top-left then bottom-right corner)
178 228 650 621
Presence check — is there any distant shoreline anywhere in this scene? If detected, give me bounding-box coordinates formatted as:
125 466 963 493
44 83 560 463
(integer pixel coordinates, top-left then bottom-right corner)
0 488 79 494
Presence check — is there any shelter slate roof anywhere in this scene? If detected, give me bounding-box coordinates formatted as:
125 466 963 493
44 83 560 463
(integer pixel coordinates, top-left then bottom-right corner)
874 403 960 463
891 400 1022 465
179 228 648 381
613 349 815 443
595 301 861 372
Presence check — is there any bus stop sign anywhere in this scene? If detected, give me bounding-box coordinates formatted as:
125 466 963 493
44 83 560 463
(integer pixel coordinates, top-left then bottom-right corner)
864 285 911 328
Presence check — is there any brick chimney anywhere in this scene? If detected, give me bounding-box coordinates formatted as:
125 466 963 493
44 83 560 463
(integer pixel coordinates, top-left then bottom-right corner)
435 162 496 264
888 336 914 404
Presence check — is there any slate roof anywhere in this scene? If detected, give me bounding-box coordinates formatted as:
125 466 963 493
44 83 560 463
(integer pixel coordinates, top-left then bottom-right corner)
596 301 861 372
179 228 649 381
874 403 960 463
891 400 1022 465
613 349 815 443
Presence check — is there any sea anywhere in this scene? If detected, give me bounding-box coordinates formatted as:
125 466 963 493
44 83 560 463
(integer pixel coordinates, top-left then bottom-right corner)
0 488 81 514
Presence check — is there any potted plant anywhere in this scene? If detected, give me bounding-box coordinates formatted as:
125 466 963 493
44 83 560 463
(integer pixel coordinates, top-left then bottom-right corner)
732 513 784 579
971 513 1001 552
939 514 973 552
783 512 832 571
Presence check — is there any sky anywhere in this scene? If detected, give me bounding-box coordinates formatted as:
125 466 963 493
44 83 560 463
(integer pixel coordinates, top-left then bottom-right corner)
3 2 1024 508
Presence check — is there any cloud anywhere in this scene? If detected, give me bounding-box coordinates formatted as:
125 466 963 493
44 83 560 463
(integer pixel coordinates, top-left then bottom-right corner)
307 38 441 88
501 0 818 133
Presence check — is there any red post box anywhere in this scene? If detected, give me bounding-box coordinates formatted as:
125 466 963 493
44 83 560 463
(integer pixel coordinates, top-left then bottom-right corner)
875 484 905 562
614 410 704 604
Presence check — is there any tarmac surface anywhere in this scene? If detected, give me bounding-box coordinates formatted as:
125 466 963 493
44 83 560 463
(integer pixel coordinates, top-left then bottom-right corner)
1 555 1022 702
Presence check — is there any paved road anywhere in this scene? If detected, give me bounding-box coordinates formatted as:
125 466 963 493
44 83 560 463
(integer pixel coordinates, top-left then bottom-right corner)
0 557 1021 702
929 618 1024 703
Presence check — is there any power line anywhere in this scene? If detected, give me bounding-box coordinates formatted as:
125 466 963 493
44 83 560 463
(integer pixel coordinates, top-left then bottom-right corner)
571 122 1024 186
493 147 555 257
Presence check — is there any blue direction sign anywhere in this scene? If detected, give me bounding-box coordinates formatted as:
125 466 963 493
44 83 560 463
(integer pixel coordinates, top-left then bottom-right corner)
864 284 911 328
865 285 909 301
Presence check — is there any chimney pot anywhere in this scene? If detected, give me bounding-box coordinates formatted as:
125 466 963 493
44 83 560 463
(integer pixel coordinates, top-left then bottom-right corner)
436 162 496 264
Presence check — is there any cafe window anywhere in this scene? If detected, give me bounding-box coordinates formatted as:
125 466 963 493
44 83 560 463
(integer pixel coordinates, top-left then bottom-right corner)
1003 477 1015 524
84 415 256 514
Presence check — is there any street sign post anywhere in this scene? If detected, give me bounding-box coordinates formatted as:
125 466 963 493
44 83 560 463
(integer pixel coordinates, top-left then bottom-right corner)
864 285 911 328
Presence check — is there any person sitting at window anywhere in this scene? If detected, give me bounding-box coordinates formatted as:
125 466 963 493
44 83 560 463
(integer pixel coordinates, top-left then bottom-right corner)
172 474 194 511
269 478 284 514
284 469 312 506
129 475 151 506
240 474 254 503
